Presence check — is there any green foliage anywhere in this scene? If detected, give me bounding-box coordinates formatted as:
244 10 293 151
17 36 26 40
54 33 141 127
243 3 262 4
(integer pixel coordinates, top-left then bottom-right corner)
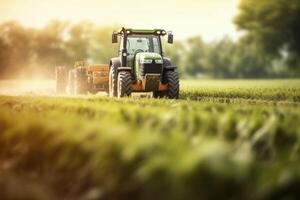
164 36 289 79
0 22 33 78
163 41 185 76
33 21 72 75
0 80 300 199
181 37 206 76
235 0 300 71
202 38 237 78
0 15 300 79
89 25 119 64
0 21 117 78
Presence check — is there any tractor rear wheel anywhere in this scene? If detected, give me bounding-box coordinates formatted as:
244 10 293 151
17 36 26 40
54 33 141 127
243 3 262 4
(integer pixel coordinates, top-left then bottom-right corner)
109 65 118 97
75 67 88 95
55 66 67 94
163 71 179 99
117 71 132 98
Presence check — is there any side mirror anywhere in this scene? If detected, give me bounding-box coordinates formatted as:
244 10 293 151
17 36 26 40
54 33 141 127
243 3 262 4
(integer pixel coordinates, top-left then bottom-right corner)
112 32 118 43
167 32 173 44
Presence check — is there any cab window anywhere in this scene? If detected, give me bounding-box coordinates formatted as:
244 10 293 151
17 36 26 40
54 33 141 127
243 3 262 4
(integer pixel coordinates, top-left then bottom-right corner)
126 35 161 56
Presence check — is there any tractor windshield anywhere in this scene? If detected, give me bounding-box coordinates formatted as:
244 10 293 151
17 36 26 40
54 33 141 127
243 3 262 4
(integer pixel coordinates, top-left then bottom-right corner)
126 35 161 56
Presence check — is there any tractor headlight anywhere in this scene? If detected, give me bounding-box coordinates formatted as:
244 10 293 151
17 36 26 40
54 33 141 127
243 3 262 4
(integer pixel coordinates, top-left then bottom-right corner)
140 59 153 64
155 59 163 64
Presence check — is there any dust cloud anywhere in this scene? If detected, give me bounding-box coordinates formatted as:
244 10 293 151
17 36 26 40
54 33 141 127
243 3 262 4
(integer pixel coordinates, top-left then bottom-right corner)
0 80 56 96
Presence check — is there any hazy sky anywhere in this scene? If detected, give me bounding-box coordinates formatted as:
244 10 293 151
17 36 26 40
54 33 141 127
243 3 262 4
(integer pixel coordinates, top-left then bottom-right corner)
0 0 240 41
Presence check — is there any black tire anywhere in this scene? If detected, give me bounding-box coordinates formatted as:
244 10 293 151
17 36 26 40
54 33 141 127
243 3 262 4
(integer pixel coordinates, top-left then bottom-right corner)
75 67 87 95
109 65 118 97
55 66 67 94
117 71 132 98
163 71 180 99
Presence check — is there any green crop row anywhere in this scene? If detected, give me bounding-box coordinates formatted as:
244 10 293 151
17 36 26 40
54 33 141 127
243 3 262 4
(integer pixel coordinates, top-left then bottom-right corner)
180 79 300 102
0 92 300 200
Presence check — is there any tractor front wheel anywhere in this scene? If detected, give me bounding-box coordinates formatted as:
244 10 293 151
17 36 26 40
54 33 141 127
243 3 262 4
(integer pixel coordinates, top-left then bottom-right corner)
117 71 132 98
163 71 180 99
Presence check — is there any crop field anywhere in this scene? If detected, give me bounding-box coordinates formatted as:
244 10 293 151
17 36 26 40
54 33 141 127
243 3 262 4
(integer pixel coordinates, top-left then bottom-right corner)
0 79 300 200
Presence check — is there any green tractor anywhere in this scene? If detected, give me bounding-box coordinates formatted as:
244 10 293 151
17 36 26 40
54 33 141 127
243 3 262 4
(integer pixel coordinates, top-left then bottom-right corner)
55 27 179 99
109 27 179 98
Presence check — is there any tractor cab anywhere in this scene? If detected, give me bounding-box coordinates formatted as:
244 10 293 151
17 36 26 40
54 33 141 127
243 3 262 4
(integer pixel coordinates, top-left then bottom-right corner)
112 28 173 67
110 27 178 98
120 35 162 72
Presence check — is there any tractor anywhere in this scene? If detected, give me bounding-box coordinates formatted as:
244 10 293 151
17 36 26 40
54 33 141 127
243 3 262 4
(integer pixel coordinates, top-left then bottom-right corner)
55 27 179 99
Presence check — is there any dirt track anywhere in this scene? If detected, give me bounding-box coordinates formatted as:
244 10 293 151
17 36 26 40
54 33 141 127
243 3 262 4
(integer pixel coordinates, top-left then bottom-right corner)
0 80 151 98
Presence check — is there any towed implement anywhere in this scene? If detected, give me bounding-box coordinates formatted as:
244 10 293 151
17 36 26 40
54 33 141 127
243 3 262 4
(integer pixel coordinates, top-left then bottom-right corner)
56 27 179 99
56 62 109 95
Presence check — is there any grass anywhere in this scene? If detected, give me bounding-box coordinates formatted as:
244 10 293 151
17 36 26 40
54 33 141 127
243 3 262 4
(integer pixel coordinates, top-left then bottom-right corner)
0 79 300 200
181 79 300 102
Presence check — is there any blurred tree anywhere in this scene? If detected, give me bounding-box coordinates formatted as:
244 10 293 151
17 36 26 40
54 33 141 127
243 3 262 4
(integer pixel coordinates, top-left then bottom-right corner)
163 40 185 76
203 37 236 78
89 26 118 64
235 0 300 71
0 22 33 78
231 40 270 78
65 21 92 62
0 19 299 79
0 34 10 77
32 20 71 76
182 37 207 77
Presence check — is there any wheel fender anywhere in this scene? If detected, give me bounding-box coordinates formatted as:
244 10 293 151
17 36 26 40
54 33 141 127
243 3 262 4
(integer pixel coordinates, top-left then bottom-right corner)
164 66 177 71
110 57 121 69
117 67 132 72
163 57 177 71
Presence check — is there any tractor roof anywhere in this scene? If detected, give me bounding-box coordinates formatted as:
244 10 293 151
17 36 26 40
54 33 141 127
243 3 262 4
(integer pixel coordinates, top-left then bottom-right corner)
116 27 167 36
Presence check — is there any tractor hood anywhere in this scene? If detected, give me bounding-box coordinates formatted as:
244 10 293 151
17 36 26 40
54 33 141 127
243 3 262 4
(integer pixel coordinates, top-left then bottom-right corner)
135 52 163 66
135 52 163 77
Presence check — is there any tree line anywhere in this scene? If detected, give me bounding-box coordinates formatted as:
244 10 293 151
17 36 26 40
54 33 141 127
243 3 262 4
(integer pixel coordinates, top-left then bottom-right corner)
0 0 299 79
0 21 118 78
